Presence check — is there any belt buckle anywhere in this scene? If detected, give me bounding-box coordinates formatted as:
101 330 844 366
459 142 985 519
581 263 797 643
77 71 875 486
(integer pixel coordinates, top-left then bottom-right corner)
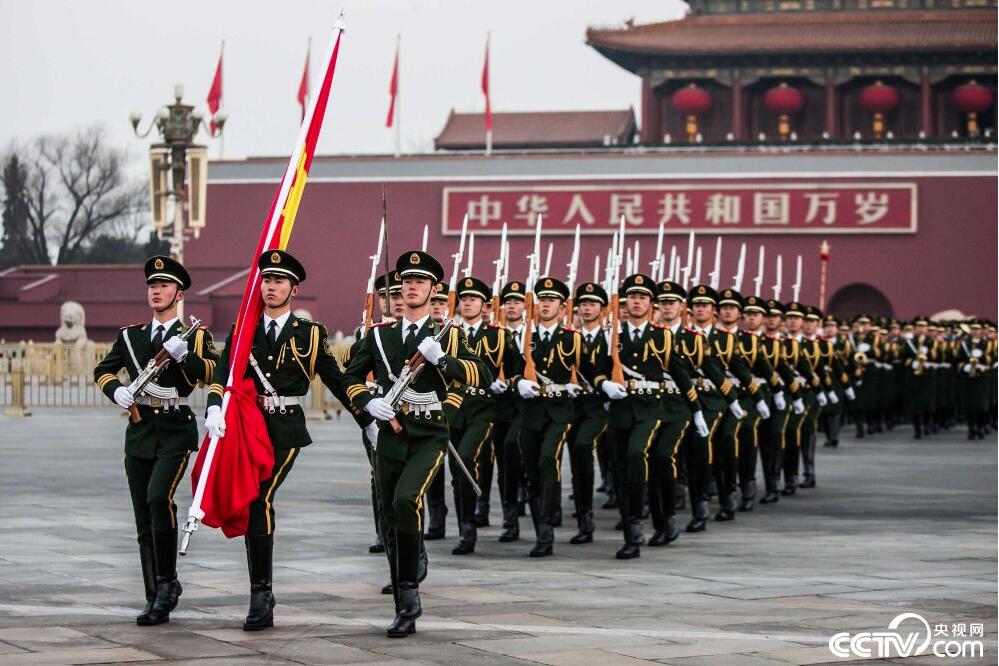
401 403 410 415
150 397 162 408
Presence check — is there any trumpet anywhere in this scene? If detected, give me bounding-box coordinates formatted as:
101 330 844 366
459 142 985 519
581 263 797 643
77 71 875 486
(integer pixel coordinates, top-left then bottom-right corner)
854 350 869 366
968 356 981 378
913 353 927 376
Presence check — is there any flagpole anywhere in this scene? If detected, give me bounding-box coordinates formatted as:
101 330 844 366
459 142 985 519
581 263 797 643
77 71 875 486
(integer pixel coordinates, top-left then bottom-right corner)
394 33 401 158
218 40 225 160
483 32 492 156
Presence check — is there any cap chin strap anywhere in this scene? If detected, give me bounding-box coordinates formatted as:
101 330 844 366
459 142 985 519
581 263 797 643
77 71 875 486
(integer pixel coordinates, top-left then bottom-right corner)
153 290 181 314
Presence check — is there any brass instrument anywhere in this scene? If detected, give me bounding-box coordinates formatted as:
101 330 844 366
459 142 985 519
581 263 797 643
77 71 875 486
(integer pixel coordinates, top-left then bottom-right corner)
913 353 927 376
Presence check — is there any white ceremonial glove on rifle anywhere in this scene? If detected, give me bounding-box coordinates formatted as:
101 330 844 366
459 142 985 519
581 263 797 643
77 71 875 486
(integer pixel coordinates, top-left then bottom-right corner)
816 391 828 407
844 386 856 401
113 386 134 409
417 338 444 365
827 391 839 405
728 400 746 420
364 421 380 450
601 381 628 400
565 383 582 398
773 391 787 411
692 410 709 438
792 398 806 414
365 397 396 421
163 336 188 362
755 399 771 420
489 379 508 395
205 405 226 438
962 363 973 374
517 379 541 399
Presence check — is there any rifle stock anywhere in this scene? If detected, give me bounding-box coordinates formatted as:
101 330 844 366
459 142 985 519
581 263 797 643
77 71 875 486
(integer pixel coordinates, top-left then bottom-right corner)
522 292 538 382
609 293 625 385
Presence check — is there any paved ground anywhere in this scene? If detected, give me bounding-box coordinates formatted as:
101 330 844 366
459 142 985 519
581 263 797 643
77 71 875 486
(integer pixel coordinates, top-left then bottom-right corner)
0 409 995 665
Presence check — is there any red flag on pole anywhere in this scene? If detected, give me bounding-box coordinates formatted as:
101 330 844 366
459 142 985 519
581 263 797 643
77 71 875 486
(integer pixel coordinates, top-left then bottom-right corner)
207 42 224 134
185 19 347 546
385 39 399 128
481 34 492 133
297 38 311 122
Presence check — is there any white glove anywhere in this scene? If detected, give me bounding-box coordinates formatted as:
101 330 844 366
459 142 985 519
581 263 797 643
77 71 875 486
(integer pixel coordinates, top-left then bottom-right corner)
793 398 805 414
163 336 188 362
816 391 828 407
517 379 541 399
601 381 628 400
828 391 839 405
489 379 508 395
417 337 444 365
565 383 582 397
364 421 380 450
844 386 856 401
755 399 771 420
205 405 226 438
728 401 746 420
692 410 709 438
773 392 787 411
963 363 973 374
365 397 396 421
113 386 134 409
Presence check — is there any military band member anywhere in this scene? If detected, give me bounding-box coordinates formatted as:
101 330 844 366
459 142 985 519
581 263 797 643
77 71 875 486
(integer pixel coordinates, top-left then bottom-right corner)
204 250 367 631
448 276 522 555
94 256 219 626
567 281 610 545
900 316 938 439
343 250 491 637
849 314 881 438
958 320 993 440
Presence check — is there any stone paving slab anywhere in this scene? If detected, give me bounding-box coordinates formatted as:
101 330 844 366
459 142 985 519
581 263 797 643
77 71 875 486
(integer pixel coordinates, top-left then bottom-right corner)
0 409 995 664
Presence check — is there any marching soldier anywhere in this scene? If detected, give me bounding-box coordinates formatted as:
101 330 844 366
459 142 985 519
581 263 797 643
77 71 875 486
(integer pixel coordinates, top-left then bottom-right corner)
423 283 452 540
94 256 219 626
958 320 993 440
567 281 610 545
899 316 937 439
343 250 491 637
781 302 826 493
204 250 369 631
447 276 522 555
494 281 529 541
819 314 855 447
849 314 881 438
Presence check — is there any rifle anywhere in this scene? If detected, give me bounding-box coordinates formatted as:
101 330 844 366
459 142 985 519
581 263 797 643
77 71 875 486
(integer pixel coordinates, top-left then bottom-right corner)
360 219 385 337
649 221 664 282
732 242 747 292
773 254 783 301
609 215 625 385
753 245 766 297
563 224 580 327
522 215 543 383
126 315 203 423
708 236 723 290
491 223 507 325
792 255 802 303
448 214 468 318
463 232 475 278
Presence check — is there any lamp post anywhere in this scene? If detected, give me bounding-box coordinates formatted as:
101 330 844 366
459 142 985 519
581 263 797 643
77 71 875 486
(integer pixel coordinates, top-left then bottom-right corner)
130 84 225 271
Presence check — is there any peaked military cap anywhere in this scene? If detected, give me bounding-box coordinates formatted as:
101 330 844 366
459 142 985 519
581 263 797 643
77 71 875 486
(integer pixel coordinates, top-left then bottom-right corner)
766 299 785 316
743 294 767 314
804 305 823 321
852 313 872 325
144 255 191 290
656 280 686 302
718 288 744 309
823 314 839 326
259 250 306 283
374 274 389 295
784 301 806 318
431 282 449 301
535 276 570 300
913 315 930 326
619 273 656 298
396 250 444 283
501 281 526 301
687 283 718 306
574 281 608 306
457 276 491 300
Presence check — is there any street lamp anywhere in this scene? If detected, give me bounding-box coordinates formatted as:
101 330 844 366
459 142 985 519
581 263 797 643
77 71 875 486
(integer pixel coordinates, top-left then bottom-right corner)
130 84 225 270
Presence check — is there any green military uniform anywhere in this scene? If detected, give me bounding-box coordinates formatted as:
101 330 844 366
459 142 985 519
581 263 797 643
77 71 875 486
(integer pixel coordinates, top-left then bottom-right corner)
448 276 522 555
567 282 611 545
423 280 452 541
957 321 993 440
796 305 839 488
343 250 491 638
94 256 219 627
849 314 882 438
493 281 528 543
509 276 596 558
899 317 938 439
779 303 821 495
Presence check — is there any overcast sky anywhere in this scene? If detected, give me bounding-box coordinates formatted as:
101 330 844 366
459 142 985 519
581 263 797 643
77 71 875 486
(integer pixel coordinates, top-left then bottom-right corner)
1 0 688 164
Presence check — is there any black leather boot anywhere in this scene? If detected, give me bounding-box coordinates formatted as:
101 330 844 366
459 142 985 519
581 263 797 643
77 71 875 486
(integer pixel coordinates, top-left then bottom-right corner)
498 501 520 542
145 529 181 625
664 516 680 544
474 496 491 527
569 509 594 545
686 499 709 533
369 525 385 553
451 521 477 555
243 534 275 631
425 502 447 540
781 473 798 496
135 543 157 626
517 485 528 516
675 481 687 511
387 532 422 638
738 479 756 512
528 492 553 558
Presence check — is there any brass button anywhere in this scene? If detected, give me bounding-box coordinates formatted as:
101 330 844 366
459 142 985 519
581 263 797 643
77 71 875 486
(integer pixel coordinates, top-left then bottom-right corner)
266 372 271 377
153 409 160 414
267 355 274 361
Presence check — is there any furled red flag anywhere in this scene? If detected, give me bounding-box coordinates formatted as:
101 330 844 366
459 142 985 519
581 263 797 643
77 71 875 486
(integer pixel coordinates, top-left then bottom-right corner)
481 34 492 133
297 39 311 122
385 38 399 128
207 43 224 134
185 19 347 547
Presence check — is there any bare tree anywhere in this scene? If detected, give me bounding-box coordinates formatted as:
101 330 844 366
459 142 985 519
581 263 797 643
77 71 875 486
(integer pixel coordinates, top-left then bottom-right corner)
4 127 146 264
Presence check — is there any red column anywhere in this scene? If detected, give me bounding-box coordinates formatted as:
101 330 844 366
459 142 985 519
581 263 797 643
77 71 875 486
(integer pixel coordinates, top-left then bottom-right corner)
920 70 934 138
825 75 837 138
732 74 743 140
641 78 664 144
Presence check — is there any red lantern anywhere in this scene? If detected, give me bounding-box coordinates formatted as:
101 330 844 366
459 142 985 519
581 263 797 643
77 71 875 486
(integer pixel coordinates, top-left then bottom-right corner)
672 83 712 141
858 80 899 139
763 82 804 139
953 80 993 137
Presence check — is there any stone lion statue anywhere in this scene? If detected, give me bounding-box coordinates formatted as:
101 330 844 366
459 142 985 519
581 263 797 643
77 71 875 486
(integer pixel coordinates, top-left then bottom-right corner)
55 301 89 349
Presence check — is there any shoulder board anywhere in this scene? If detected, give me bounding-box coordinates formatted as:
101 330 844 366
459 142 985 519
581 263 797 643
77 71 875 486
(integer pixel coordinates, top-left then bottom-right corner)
652 323 667 330
562 326 578 334
686 327 704 336
120 323 144 330
742 329 755 335
372 321 394 328
488 323 501 329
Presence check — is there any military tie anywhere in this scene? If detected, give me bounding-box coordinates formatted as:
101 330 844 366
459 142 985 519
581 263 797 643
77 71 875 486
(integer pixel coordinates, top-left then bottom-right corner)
404 323 419 357
633 327 641 345
152 325 165 354
585 332 594 347
268 320 278 349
